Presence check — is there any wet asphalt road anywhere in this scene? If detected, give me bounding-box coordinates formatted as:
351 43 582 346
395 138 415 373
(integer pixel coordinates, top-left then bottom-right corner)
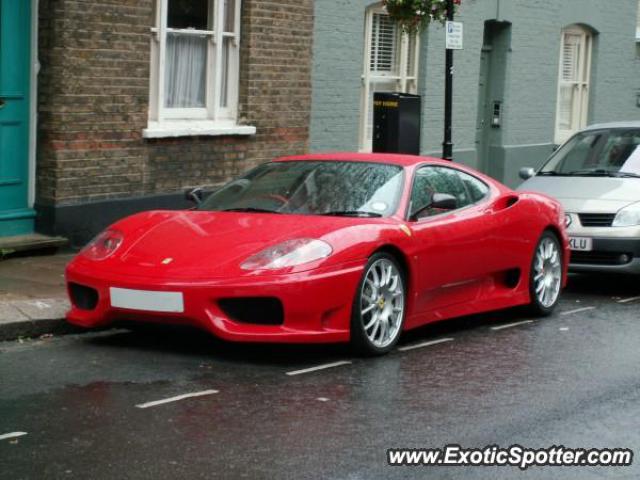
1 274 640 480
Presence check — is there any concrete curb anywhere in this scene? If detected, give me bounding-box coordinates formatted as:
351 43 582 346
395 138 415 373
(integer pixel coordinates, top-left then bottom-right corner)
0 317 84 342
0 298 79 342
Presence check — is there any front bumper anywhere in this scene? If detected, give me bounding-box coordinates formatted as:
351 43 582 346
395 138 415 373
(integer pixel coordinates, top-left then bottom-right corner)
65 260 364 343
569 237 640 274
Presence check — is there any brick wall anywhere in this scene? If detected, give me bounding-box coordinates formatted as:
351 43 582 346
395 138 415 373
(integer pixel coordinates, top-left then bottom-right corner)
36 0 314 207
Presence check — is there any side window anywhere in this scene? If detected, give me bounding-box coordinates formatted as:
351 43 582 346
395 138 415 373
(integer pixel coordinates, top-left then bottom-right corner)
428 167 471 208
456 171 490 203
410 166 472 219
410 172 436 217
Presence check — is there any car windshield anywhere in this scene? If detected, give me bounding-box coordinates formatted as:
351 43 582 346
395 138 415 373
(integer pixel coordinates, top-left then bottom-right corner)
198 160 404 217
539 128 640 178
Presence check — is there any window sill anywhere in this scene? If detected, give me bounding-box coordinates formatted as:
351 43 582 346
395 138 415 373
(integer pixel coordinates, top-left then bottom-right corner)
143 121 256 139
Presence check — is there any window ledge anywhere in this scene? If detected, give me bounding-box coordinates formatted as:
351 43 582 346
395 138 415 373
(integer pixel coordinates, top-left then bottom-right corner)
143 121 256 139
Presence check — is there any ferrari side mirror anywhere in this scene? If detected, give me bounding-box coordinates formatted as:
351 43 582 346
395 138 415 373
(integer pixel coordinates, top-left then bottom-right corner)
185 187 204 205
519 167 536 180
410 193 458 220
431 193 458 210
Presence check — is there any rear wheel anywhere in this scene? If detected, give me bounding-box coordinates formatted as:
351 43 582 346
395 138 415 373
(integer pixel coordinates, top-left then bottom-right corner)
528 231 563 316
351 253 406 355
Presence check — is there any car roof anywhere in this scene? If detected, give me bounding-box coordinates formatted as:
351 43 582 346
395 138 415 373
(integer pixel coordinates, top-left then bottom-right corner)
583 121 640 131
275 152 451 168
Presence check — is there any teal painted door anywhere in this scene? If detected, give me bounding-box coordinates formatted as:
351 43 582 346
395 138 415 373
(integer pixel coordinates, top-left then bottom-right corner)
0 0 34 236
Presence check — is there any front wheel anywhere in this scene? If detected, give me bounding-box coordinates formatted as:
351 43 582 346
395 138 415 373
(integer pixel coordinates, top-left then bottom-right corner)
350 253 406 355
528 231 563 316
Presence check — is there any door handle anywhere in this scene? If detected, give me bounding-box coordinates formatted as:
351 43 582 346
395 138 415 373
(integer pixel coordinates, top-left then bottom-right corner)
0 99 5 109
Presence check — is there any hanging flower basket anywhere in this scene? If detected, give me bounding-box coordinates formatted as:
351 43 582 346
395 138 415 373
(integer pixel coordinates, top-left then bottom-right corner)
383 0 461 33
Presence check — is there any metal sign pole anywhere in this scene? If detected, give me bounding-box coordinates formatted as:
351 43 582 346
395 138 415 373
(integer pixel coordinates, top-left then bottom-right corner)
442 0 454 161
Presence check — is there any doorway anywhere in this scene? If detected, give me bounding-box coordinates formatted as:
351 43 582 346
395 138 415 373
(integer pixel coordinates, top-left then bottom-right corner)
475 20 511 178
0 0 34 236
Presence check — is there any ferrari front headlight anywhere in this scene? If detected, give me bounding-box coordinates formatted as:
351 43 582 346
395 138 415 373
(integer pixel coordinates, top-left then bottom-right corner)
81 229 124 260
240 239 332 271
612 202 640 227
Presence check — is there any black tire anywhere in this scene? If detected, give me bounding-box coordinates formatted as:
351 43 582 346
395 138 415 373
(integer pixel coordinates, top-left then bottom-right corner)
350 252 407 356
528 231 563 316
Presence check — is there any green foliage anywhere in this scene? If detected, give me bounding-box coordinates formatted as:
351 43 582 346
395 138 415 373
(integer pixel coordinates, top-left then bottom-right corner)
383 0 461 33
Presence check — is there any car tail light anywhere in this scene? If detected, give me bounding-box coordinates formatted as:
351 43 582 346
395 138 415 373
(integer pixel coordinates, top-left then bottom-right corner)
81 229 124 260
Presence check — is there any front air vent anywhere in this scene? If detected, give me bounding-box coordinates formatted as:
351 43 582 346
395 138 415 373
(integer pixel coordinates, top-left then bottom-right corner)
218 297 284 325
578 213 615 227
69 283 99 310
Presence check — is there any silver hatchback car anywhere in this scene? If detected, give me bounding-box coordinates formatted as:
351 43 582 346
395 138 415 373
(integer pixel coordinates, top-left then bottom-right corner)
519 121 640 274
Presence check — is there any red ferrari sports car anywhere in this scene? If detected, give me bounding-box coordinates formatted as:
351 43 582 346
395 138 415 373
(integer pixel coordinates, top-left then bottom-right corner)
66 153 569 354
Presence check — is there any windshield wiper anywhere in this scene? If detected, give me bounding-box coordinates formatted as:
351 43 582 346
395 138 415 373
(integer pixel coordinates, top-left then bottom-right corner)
321 210 382 218
537 171 565 176
221 207 281 214
611 171 640 178
567 169 616 177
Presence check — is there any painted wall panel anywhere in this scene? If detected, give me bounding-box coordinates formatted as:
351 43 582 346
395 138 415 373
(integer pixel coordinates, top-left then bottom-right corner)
310 0 640 186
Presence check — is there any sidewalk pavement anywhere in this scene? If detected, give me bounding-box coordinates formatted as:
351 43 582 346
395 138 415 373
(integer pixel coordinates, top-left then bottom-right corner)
0 253 77 341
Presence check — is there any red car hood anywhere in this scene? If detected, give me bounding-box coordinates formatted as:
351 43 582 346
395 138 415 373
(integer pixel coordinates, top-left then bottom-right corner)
81 210 384 280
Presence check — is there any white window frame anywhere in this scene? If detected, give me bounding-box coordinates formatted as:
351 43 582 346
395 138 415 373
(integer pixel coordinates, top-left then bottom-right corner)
359 3 420 152
554 26 592 145
636 0 640 41
145 0 255 138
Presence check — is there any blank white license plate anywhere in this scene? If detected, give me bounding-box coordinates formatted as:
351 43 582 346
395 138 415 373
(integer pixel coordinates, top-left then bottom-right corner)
109 287 184 313
569 237 593 251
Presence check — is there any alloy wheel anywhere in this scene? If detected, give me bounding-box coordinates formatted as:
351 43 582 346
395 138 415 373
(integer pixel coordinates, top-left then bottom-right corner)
533 236 562 308
360 258 405 349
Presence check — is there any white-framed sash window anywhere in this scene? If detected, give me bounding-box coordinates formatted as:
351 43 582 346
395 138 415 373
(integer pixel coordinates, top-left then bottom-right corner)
359 4 419 152
145 0 254 138
636 0 640 41
554 26 592 144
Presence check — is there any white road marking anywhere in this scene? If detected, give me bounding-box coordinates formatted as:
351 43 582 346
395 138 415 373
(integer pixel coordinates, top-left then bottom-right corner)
618 296 640 304
316 397 330 402
490 320 534 331
560 306 596 316
0 432 28 441
559 327 570 331
135 389 218 409
286 361 352 376
397 337 454 352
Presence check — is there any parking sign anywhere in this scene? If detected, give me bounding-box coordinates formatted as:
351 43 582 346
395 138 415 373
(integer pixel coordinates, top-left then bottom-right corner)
445 21 463 50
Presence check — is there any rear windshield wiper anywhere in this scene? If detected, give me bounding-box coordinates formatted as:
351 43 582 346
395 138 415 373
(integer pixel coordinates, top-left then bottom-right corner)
221 207 281 214
321 210 382 218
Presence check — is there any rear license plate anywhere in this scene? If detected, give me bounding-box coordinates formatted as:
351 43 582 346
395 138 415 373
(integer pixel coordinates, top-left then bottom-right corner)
569 237 593 251
109 287 184 313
